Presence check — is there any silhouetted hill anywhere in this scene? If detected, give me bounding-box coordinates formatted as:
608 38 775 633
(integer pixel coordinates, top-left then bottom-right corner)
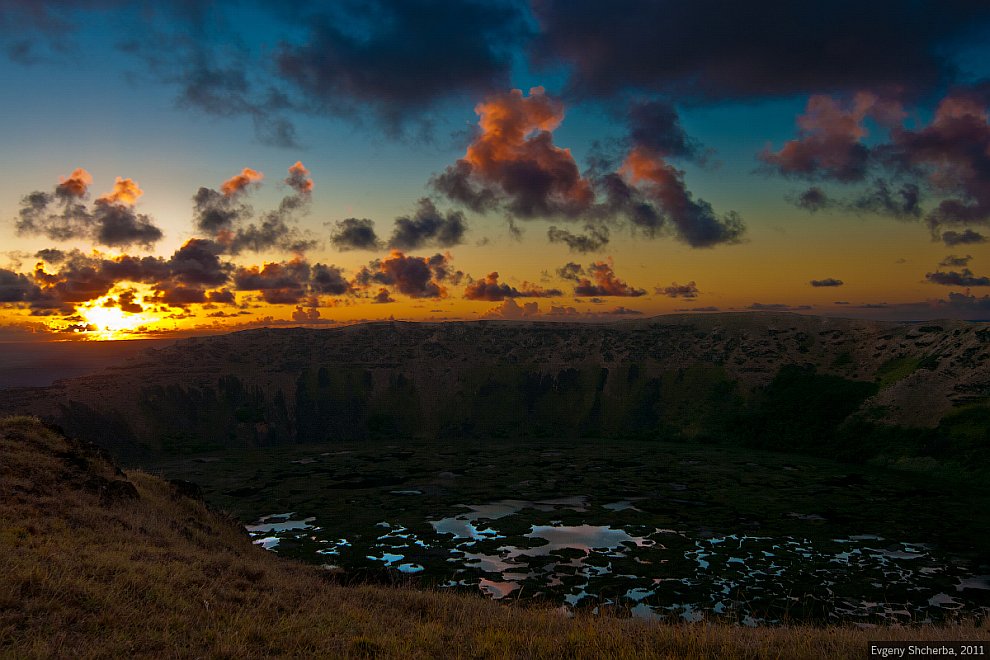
3 313 989 472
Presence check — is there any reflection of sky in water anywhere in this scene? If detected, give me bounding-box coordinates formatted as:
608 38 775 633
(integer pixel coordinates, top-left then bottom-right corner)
245 513 316 534
248 500 990 624
518 524 651 555
245 513 316 549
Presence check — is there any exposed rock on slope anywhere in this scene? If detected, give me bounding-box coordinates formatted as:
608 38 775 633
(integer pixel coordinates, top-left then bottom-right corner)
2 313 988 459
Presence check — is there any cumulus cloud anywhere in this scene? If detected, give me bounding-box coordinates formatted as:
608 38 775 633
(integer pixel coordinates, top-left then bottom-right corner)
353 251 454 299
463 272 561 301
23 239 240 312
165 238 230 287
848 179 922 219
620 145 744 247
434 88 743 249
941 229 987 245
547 225 609 253
34 248 65 264
372 288 395 304
432 87 594 218
389 198 467 249
285 161 313 194
810 278 844 287
761 93 902 182
568 260 646 297
97 176 144 205
193 164 316 255
111 289 144 314
233 259 311 304
56 168 92 198
307 263 348 296
221 167 264 196
626 100 705 161
16 168 163 249
889 94 990 230
777 89 990 232
925 269 990 286
482 298 541 319
329 218 381 251
602 306 643 315
657 281 700 298
0 268 39 303
747 303 813 311
792 186 832 212
292 305 320 321
939 255 972 268
556 262 585 281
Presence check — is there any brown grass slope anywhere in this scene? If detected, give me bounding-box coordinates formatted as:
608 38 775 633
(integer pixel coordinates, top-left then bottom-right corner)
1 416 986 659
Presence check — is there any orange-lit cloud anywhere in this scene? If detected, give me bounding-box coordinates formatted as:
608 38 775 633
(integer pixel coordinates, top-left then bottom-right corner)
221 167 264 196
96 177 144 205
233 259 310 304
433 87 594 218
17 169 162 248
761 92 903 183
286 161 313 193
354 250 455 299
464 271 561 301
620 145 744 247
559 259 646 297
56 168 93 198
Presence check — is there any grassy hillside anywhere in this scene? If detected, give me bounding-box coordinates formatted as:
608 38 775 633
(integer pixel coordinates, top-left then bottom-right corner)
1 416 987 658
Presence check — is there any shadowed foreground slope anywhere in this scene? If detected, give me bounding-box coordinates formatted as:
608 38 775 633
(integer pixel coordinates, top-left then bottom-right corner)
1 417 986 658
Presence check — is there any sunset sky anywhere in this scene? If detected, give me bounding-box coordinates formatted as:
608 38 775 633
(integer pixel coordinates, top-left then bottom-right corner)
3 1 990 340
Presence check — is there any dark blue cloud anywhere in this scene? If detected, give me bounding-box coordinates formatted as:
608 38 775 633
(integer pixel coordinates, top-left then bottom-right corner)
530 0 990 101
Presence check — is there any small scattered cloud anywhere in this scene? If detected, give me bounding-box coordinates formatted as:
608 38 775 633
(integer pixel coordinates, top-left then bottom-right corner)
938 254 972 268
569 260 646 297
463 272 561 301
747 303 813 311
925 269 990 286
329 217 381 251
388 198 467 250
656 281 699 298
17 168 163 249
941 229 987 246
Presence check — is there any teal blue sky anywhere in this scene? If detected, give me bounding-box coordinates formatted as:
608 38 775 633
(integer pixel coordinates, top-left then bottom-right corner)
3 1 990 338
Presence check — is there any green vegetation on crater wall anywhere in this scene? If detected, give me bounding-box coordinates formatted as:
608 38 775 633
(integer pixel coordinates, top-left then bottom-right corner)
29 355 990 483
875 354 940 388
737 365 879 452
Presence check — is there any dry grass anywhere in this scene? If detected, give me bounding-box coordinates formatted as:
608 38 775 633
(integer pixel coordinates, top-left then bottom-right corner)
1 415 986 659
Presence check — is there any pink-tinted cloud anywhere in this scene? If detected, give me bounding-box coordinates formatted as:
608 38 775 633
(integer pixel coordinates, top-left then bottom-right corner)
887 93 990 228
285 161 313 194
620 146 744 247
564 259 646 297
432 87 594 218
761 92 903 182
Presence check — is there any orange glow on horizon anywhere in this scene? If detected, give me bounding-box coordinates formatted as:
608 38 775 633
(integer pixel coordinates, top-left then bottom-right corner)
75 295 161 340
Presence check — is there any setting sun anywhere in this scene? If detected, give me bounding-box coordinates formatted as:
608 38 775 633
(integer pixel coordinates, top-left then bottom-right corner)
77 297 159 340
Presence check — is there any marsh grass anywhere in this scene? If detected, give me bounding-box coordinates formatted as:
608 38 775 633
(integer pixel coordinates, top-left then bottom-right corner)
1 416 986 658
